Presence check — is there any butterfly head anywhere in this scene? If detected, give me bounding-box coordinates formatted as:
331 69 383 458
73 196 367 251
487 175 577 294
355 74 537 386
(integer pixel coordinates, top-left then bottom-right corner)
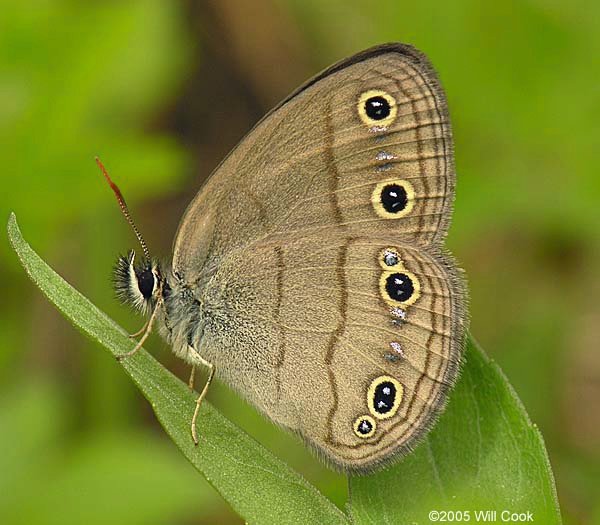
95 157 166 314
114 250 164 314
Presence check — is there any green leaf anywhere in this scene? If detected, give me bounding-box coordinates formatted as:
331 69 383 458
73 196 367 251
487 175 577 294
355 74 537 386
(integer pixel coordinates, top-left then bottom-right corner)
349 338 562 524
6 213 349 525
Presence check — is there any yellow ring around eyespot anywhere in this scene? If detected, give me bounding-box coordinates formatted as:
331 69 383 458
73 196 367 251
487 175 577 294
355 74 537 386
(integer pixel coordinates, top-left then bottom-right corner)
367 375 404 420
357 89 397 128
379 247 402 270
371 179 415 219
353 415 377 439
379 269 421 307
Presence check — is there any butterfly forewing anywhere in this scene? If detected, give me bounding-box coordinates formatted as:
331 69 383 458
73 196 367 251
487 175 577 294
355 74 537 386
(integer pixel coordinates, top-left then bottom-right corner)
173 44 454 274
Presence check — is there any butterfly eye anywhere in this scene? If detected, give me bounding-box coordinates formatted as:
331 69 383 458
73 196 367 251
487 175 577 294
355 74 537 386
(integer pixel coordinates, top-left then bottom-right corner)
379 269 421 307
353 415 377 438
136 267 155 299
371 179 415 219
357 90 397 128
368 376 403 420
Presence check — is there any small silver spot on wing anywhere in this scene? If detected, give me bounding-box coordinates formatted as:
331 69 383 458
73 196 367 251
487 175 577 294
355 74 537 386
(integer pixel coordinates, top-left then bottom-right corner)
375 151 396 161
390 306 407 327
375 163 393 172
390 341 405 357
383 341 405 363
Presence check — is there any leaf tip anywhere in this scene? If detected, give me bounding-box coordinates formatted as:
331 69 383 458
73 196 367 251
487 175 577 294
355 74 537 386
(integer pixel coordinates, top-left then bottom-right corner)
7 212 20 245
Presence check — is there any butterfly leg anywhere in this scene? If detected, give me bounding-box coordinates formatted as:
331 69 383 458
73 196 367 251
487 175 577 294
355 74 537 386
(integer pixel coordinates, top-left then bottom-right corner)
117 300 161 361
191 360 215 445
188 365 196 391
128 320 149 339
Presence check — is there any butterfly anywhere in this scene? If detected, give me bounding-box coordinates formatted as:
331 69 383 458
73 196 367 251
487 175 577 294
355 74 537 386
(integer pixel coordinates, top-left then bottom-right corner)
102 42 468 473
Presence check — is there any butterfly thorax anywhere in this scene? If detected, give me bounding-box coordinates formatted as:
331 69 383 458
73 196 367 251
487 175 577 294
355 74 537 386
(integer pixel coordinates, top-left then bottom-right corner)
160 272 207 364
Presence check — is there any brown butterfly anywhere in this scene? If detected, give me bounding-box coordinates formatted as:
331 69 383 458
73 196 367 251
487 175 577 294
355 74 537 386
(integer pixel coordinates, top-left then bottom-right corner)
104 43 468 473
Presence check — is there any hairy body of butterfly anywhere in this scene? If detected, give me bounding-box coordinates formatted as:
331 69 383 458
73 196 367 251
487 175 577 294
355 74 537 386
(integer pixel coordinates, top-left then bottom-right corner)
115 43 468 473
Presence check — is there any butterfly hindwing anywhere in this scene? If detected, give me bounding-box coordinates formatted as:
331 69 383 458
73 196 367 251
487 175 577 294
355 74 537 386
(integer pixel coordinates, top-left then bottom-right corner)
195 233 466 471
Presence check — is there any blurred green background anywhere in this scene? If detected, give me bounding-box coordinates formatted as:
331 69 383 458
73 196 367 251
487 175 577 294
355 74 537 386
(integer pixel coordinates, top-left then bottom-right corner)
1 1 598 523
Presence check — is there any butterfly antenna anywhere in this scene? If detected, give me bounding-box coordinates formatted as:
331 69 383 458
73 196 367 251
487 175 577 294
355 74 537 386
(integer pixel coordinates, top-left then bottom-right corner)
95 156 151 260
